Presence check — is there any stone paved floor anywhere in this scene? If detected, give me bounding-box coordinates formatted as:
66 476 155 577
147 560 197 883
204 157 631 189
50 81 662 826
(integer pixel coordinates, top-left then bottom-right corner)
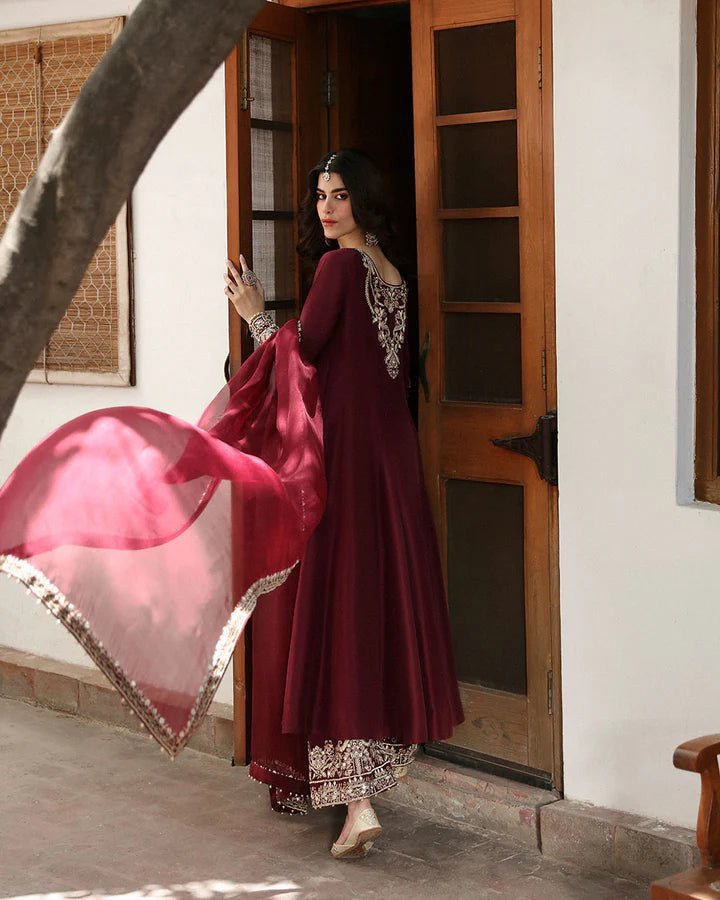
0 698 648 899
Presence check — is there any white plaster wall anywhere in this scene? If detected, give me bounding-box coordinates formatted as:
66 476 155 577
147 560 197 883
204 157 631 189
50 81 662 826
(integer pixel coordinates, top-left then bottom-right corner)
553 0 719 829
3 0 717 831
0 0 235 704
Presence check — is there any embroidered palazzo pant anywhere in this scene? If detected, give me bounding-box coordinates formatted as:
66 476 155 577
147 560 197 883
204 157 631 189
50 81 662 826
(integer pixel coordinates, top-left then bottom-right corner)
308 739 418 809
248 568 420 814
249 739 418 814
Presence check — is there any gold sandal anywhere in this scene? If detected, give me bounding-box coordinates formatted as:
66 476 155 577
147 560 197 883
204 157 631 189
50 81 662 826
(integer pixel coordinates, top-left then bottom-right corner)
330 808 382 859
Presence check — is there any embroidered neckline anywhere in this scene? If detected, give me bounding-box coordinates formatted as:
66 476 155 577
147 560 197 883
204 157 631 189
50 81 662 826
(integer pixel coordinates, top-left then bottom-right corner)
356 249 407 379
356 248 404 287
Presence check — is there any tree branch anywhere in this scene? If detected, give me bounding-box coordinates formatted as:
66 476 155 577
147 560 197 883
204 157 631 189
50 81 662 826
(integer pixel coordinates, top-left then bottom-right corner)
0 0 264 437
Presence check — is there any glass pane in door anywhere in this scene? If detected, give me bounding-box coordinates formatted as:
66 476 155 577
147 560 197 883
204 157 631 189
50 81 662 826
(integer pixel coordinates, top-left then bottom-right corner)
446 479 527 694
435 22 516 115
439 121 518 208
250 35 292 121
444 312 522 403
251 126 293 211
249 34 296 326
251 219 295 306
443 218 520 302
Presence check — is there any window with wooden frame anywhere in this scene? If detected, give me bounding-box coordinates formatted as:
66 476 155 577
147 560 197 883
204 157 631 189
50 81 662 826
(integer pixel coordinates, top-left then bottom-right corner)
696 1 720 501
0 17 134 386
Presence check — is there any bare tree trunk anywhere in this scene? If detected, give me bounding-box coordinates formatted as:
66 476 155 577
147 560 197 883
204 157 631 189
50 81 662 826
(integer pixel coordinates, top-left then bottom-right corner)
0 0 265 438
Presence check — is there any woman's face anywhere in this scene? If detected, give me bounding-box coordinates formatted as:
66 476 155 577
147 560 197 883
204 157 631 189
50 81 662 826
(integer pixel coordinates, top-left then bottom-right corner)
316 172 361 244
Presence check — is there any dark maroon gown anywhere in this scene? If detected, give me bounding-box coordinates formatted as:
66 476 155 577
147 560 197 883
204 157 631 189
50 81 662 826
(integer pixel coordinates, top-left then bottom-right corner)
249 247 464 811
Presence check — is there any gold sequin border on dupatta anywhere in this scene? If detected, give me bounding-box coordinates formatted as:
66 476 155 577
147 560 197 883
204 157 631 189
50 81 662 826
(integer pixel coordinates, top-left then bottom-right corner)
0 552 298 757
308 738 418 809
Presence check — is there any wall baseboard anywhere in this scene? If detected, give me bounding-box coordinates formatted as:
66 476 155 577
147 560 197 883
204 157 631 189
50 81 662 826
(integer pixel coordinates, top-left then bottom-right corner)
0 645 233 760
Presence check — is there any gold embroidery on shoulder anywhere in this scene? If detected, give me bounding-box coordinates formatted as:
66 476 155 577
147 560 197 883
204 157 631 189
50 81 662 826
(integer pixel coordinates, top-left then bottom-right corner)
358 250 407 379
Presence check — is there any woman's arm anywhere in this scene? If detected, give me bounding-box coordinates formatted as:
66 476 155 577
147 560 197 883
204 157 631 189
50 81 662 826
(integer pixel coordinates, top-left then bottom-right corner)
298 249 350 362
247 311 278 344
224 249 351 356
224 256 278 343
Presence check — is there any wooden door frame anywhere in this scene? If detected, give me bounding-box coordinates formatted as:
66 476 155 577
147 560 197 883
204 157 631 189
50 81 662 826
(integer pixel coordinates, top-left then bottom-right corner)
540 0 562 793
224 2 326 763
224 42 250 762
224 0 562 791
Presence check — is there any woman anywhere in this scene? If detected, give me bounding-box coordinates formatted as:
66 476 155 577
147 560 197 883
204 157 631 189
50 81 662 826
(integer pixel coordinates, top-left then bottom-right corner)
0 149 461 862
224 149 463 858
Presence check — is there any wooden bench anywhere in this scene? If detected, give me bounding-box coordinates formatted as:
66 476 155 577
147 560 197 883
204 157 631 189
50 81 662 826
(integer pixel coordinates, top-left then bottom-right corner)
651 735 720 898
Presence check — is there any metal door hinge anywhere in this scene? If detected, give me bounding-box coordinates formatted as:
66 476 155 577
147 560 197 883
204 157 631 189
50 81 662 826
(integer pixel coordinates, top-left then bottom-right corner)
323 70 336 107
239 33 255 111
242 86 255 111
492 410 558 485
541 348 547 391
538 44 543 89
547 670 554 715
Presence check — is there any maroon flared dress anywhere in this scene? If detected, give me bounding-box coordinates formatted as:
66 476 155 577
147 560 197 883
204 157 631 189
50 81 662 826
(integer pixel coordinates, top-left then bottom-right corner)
249 247 464 812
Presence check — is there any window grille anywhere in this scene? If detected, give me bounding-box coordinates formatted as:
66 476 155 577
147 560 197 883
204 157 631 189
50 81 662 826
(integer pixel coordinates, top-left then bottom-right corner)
249 34 296 330
0 18 133 386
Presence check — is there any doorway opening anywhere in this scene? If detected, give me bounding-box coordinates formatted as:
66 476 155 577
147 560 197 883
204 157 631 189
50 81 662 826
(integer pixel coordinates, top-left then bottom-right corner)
326 3 420 415
325 3 418 414
227 0 562 791
329 4 416 277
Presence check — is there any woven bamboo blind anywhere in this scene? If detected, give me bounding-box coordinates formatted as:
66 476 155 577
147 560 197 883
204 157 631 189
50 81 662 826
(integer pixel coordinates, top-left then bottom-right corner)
0 18 133 386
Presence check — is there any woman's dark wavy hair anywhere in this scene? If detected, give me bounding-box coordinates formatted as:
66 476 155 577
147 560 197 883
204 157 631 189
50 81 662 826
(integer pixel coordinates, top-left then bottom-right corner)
297 149 406 272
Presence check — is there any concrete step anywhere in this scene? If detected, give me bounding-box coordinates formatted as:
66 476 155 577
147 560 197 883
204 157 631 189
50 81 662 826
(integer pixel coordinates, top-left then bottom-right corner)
540 799 701 886
386 750 559 849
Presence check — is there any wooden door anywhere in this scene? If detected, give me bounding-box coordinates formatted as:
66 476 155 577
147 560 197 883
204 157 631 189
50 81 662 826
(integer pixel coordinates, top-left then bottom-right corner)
225 2 326 763
412 0 558 781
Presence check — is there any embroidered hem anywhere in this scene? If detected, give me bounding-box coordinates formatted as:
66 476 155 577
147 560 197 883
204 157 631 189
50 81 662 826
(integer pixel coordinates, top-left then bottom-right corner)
308 739 418 809
0 552 298 758
247 763 310 815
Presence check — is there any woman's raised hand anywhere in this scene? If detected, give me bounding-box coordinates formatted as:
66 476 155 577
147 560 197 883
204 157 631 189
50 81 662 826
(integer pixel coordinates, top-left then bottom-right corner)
224 255 266 323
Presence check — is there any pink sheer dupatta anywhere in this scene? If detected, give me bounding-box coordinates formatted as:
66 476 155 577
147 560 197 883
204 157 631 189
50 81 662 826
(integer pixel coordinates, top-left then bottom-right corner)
0 322 325 755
